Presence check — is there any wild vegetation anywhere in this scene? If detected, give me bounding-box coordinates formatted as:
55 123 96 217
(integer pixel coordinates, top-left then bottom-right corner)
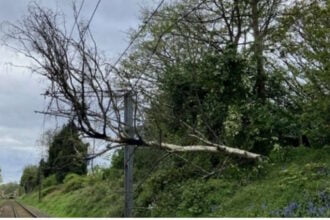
0 182 20 197
20 147 330 217
19 123 88 195
41 122 88 183
1 0 328 217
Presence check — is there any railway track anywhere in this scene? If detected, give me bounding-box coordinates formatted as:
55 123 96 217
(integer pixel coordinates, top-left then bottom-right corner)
13 200 38 217
0 200 39 217
11 203 18 217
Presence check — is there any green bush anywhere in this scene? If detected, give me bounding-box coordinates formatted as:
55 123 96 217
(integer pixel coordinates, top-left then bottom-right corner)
63 174 86 193
42 185 60 197
42 175 57 188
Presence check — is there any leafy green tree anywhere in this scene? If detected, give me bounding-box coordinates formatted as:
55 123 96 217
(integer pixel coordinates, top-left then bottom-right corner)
20 165 39 193
278 0 330 147
0 182 20 196
122 0 298 155
43 122 89 182
6 0 328 166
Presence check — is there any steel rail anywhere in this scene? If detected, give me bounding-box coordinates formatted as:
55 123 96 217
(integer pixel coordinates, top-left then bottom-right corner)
11 204 18 218
13 200 38 218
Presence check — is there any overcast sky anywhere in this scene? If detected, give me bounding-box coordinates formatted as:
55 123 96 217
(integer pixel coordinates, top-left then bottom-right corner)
0 0 156 183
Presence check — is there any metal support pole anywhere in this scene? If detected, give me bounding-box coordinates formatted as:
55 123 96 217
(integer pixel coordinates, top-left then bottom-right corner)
124 92 134 217
38 167 42 202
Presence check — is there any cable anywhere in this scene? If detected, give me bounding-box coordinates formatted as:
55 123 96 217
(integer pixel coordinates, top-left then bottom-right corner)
68 0 86 39
71 0 102 58
85 0 102 31
109 0 166 71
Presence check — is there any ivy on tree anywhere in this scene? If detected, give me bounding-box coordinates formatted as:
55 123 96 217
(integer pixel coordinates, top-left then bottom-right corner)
43 122 89 183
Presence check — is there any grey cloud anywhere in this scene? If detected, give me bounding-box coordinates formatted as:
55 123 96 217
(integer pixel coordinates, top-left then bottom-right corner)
0 146 40 183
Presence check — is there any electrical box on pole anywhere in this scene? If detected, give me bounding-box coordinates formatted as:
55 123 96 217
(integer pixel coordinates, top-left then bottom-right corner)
124 92 134 217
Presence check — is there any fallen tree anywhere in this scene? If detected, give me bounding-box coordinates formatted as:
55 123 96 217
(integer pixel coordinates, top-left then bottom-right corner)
3 3 262 161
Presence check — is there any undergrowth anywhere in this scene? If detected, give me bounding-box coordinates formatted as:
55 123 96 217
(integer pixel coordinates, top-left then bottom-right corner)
20 147 330 217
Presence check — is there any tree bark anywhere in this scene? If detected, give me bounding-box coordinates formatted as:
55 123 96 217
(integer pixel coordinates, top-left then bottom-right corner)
146 141 262 160
251 0 266 101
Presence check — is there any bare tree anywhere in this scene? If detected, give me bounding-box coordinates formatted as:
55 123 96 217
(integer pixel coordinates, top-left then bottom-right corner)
3 3 262 160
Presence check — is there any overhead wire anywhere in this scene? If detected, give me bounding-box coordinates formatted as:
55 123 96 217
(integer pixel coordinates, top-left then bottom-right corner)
70 0 102 58
109 0 166 72
85 0 102 31
68 0 86 40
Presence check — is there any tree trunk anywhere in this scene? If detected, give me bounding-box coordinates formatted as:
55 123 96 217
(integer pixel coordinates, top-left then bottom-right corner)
251 0 266 101
146 141 262 160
